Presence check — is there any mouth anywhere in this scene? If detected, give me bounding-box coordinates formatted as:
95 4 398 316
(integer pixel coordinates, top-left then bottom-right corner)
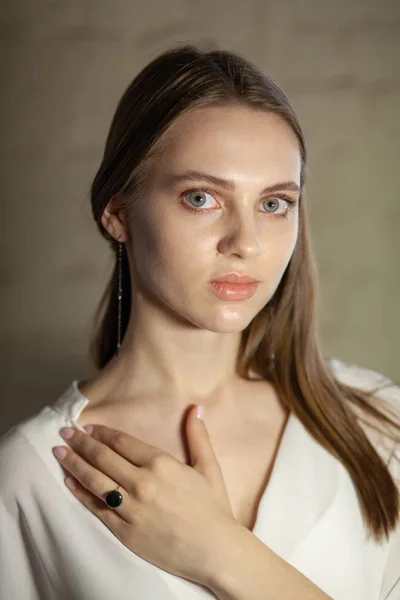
209 272 259 284
208 280 259 301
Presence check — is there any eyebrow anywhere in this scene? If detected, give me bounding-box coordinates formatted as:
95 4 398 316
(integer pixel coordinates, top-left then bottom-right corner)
161 170 301 195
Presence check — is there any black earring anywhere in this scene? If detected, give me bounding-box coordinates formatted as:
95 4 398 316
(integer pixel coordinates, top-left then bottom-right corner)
116 236 123 357
269 303 276 370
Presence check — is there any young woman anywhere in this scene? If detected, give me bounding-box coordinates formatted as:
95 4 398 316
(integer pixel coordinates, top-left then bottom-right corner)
1 43 399 600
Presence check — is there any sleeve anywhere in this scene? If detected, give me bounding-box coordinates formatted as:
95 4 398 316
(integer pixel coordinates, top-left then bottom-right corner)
327 359 400 599
378 438 400 600
0 427 55 600
379 535 400 599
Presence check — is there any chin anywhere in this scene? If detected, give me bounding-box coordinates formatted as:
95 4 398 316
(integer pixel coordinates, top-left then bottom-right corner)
191 305 260 333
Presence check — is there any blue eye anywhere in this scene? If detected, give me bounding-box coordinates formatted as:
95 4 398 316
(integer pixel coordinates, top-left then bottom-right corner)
263 198 282 214
180 187 298 220
186 190 212 209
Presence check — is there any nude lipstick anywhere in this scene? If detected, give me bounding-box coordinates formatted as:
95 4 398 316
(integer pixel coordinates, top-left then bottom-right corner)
208 273 260 301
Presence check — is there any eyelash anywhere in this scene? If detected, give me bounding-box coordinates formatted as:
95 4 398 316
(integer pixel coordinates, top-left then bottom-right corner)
180 187 298 220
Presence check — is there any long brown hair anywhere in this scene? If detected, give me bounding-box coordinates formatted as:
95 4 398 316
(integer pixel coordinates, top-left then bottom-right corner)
88 42 400 543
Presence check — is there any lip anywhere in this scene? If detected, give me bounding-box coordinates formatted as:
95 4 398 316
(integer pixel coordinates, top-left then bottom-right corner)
209 272 259 284
209 281 259 301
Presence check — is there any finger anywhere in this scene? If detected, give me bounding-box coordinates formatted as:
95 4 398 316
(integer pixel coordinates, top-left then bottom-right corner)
63 475 127 532
86 424 164 466
60 426 141 491
188 405 223 478
187 407 233 516
53 445 132 521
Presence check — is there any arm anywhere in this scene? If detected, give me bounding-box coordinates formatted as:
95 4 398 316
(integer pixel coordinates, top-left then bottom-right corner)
0 429 47 600
206 521 333 600
0 500 51 600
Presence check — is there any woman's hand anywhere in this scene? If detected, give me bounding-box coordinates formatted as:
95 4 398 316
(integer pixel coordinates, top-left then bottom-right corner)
52 404 237 587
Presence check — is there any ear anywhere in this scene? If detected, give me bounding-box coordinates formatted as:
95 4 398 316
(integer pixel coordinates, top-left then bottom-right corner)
100 195 129 242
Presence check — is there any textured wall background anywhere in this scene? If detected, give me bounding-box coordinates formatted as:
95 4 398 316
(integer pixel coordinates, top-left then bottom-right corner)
1 0 399 432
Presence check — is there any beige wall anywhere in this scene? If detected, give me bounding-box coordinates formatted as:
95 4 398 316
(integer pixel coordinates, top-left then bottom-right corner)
1 0 399 432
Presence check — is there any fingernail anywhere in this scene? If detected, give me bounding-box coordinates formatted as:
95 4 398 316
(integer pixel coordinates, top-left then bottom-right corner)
65 477 77 490
197 405 204 420
60 427 75 439
83 424 93 434
53 446 67 459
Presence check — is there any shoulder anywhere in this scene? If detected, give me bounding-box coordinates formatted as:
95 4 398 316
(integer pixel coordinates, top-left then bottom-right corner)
0 426 39 515
326 357 400 485
326 356 400 420
0 405 65 509
326 357 399 397
0 424 35 473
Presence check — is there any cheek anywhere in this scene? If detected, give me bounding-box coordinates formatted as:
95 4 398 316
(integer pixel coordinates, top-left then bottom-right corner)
262 221 299 275
130 210 208 291
276 224 298 261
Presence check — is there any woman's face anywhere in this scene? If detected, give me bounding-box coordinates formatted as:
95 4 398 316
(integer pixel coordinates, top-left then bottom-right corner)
125 105 301 332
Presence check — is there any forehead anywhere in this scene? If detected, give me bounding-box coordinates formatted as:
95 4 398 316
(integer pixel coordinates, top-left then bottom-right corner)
154 105 301 182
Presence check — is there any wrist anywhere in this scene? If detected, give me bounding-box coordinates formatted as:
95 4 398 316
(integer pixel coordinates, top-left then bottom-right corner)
203 517 247 592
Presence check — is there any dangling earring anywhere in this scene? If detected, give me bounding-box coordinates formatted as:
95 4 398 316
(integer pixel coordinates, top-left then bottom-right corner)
116 235 123 357
269 303 276 370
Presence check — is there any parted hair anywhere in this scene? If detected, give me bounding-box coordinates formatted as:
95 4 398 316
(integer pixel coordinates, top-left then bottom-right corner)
88 42 400 543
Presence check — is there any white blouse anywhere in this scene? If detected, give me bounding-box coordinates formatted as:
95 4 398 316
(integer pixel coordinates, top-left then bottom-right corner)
0 357 399 600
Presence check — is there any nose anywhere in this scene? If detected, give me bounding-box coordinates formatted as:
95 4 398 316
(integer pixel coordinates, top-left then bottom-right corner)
217 214 263 259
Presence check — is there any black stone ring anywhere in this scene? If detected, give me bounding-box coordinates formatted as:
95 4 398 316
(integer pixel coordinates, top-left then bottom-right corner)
105 485 123 508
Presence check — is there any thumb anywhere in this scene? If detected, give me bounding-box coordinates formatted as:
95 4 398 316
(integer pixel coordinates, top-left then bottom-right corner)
187 404 234 516
188 404 211 469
